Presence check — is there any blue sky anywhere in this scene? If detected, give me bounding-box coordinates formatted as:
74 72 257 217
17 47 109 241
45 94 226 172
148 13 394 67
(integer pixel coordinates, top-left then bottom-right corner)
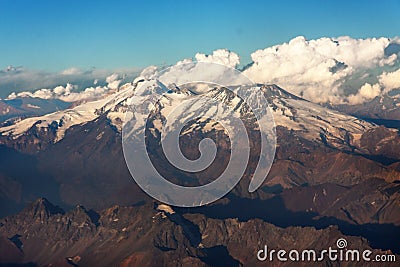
1 0 399 71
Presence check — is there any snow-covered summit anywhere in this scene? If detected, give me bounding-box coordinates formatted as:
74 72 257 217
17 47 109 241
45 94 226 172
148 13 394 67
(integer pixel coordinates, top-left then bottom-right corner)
0 79 376 150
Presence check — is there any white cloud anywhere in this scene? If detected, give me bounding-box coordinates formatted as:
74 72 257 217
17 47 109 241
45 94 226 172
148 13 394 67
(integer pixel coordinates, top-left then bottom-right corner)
7 83 75 100
137 65 158 80
6 83 112 103
195 49 240 68
106 73 119 83
379 68 400 92
347 83 381 104
135 50 246 87
0 66 141 99
105 73 121 90
6 75 129 103
9 88 53 99
243 36 399 104
53 83 75 96
61 67 82 75
346 67 400 104
58 86 109 102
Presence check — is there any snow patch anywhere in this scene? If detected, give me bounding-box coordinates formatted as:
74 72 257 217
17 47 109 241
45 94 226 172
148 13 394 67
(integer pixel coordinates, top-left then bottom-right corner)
156 204 175 214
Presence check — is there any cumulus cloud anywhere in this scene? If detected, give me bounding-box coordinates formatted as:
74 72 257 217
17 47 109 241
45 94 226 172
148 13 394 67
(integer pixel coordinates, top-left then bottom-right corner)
379 68 400 92
58 86 110 102
347 68 400 104
6 72 130 103
0 66 140 99
195 49 240 68
7 82 113 103
137 65 158 80
135 49 248 87
243 36 400 104
347 83 382 104
105 73 122 90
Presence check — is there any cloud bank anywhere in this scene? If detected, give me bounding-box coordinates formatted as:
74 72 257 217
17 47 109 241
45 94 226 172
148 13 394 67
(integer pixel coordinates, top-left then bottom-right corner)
2 68 140 102
135 37 400 105
2 36 400 105
6 73 127 102
347 67 400 104
242 36 400 104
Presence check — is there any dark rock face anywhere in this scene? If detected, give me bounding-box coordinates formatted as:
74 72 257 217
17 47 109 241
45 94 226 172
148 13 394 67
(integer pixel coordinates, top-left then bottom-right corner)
0 199 398 267
359 126 400 160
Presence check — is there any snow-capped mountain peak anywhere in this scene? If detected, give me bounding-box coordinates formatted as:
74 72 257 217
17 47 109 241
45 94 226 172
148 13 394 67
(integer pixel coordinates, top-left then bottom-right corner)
0 80 377 151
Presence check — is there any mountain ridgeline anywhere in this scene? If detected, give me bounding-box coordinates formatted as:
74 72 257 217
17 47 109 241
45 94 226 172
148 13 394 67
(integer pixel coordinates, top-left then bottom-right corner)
0 79 399 266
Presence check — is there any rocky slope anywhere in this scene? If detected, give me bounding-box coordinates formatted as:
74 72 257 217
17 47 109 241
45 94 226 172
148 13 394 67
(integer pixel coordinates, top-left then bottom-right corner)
0 198 397 266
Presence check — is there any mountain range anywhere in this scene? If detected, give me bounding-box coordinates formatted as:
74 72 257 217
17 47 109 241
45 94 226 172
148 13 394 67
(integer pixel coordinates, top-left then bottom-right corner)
0 78 399 266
